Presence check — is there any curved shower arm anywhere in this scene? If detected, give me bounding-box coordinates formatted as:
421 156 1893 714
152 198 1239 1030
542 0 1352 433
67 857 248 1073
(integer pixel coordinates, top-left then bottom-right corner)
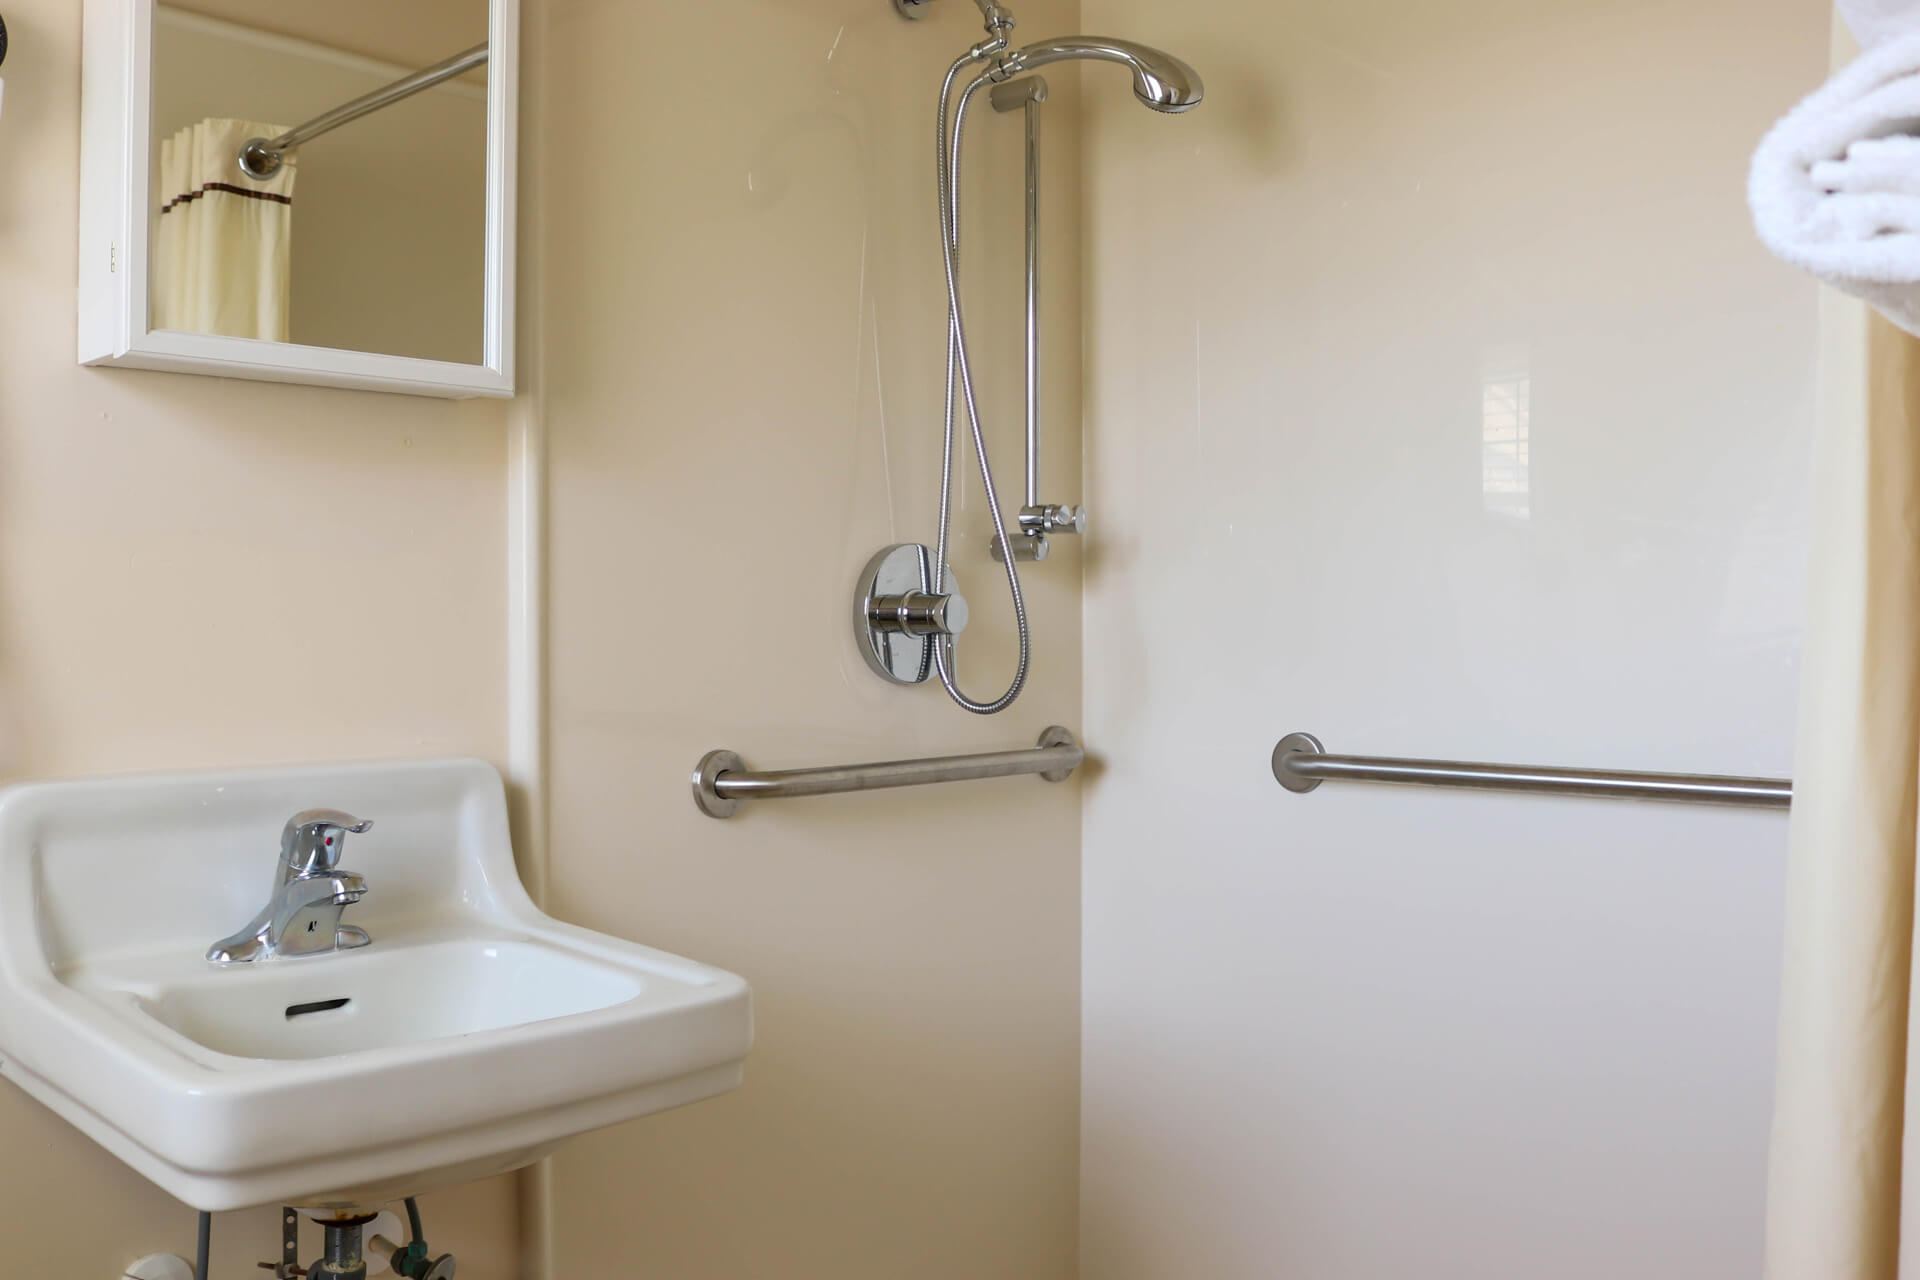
993 35 1204 111
999 35 1153 71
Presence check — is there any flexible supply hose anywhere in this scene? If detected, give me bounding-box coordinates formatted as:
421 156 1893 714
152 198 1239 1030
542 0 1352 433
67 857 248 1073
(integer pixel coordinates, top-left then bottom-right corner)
931 52 1031 715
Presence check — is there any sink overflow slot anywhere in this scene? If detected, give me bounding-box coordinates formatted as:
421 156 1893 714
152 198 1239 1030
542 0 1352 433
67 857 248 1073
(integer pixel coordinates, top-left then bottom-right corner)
285 997 351 1020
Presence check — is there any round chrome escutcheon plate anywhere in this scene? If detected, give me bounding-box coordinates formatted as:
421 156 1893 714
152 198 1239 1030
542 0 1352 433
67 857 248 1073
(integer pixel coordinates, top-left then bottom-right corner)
856 543 957 685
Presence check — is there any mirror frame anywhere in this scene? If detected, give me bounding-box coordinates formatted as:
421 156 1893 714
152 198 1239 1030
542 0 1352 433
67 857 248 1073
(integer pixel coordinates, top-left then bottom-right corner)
77 0 517 399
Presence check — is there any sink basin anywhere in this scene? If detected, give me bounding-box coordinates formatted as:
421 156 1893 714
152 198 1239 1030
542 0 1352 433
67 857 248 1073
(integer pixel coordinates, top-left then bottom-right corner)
0 758 752 1211
127 939 647 1061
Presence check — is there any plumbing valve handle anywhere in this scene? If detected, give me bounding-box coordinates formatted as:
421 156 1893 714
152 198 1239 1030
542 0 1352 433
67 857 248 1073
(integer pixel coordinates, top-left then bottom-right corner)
279 810 374 878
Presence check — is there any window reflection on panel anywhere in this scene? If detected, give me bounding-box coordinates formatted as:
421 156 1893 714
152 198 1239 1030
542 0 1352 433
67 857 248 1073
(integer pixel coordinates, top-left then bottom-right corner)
1481 346 1532 520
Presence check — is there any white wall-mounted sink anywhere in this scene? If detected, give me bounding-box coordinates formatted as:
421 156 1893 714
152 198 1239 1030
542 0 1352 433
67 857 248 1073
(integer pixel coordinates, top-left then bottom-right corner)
0 758 751 1211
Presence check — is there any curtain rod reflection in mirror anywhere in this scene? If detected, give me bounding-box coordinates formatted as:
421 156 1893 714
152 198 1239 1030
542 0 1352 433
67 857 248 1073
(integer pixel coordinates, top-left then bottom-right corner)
236 41 488 180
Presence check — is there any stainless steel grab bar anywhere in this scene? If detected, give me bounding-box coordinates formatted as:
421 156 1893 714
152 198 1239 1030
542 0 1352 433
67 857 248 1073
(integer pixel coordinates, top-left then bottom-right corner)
692 727 1083 819
1271 732 1791 809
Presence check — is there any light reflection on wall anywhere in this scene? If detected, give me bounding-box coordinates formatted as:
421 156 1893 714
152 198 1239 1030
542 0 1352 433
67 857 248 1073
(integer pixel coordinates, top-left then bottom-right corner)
1481 346 1532 520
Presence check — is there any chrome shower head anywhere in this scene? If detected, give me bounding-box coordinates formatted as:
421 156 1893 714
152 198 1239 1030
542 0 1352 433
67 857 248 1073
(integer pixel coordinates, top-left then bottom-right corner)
997 35 1203 113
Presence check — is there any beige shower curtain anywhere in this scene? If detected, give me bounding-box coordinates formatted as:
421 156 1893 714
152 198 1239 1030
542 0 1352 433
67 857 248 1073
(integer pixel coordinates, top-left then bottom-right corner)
1767 291 1920 1279
152 118 295 342
1760 7 1920 1270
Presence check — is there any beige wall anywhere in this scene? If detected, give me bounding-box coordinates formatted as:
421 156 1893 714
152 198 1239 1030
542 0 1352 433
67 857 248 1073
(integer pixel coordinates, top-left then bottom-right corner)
532 0 1085 1275
1079 0 1826 1276
0 1 516 1274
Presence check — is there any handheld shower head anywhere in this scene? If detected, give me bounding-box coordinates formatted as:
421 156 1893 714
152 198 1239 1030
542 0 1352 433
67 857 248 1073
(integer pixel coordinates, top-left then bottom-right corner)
997 35 1203 113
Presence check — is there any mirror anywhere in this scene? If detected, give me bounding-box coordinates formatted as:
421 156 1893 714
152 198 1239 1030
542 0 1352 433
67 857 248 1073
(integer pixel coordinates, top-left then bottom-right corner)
78 0 516 398
150 2 489 363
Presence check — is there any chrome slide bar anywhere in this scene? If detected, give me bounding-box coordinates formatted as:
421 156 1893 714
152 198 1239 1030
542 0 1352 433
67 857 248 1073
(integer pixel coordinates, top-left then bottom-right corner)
239 43 489 179
692 727 1083 819
991 74 1046 513
1271 732 1791 809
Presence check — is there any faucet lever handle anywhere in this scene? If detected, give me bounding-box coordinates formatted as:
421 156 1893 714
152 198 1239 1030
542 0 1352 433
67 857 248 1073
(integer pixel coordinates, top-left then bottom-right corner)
280 808 374 877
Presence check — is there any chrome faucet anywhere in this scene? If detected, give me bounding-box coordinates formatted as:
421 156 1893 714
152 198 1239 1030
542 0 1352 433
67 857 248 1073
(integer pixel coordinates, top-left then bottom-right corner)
207 810 374 965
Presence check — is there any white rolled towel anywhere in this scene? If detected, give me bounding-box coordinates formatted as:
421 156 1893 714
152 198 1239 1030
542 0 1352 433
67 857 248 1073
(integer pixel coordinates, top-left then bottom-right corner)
1749 31 1920 337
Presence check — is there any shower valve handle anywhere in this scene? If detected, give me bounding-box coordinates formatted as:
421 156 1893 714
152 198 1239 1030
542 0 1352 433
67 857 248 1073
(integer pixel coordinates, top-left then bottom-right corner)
868 591 970 639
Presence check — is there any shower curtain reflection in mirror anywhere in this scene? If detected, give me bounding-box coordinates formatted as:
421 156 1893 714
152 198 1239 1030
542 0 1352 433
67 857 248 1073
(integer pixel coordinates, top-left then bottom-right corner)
152 116 295 342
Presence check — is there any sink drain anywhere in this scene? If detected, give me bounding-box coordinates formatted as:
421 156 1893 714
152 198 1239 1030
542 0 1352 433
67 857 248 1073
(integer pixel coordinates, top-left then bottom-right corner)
285 997 351 1020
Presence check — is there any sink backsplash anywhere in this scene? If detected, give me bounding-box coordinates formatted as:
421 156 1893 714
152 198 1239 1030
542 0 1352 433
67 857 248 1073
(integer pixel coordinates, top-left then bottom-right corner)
0 758 521 973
